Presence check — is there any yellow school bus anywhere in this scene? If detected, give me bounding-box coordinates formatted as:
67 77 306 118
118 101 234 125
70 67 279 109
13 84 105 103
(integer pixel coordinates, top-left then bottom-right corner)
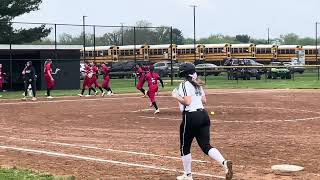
204 44 231 62
148 44 177 62
303 46 319 63
176 44 204 62
255 44 278 62
277 45 302 61
230 43 256 59
81 46 118 64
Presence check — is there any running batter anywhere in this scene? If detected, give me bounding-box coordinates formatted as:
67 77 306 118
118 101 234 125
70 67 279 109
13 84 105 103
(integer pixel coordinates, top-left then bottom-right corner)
144 65 164 114
101 63 113 96
172 63 233 180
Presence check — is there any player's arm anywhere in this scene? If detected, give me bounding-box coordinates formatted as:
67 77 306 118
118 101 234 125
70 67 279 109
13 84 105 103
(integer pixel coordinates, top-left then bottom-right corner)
172 83 192 106
158 77 164 88
201 86 207 104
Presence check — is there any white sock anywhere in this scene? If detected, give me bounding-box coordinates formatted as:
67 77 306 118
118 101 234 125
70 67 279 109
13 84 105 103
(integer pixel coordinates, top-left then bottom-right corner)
208 148 226 167
181 154 192 176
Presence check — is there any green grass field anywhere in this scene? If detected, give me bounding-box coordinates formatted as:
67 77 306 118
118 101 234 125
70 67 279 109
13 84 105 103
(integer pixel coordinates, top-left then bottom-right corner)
0 167 74 180
1 71 320 99
1 70 320 178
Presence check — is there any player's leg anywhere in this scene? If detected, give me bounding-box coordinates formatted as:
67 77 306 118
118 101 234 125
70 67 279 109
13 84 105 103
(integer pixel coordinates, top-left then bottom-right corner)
94 80 103 94
195 111 233 180
177 112 194 180
0 80 2 98
137 81 146 97
23 80 28 99
31 80 37 100
79 78 88 97
148 90 159 114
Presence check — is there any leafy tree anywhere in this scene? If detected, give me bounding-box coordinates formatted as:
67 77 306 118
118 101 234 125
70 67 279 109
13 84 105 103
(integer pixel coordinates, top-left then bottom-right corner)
280 33 299 45
235 34 250 43
0 0 51 44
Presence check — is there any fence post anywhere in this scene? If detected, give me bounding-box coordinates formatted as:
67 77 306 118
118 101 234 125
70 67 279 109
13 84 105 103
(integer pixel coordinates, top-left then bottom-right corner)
134 27 137 86
54 24 57 60
93 25 96 62
9 24 13 89
170 26 173 86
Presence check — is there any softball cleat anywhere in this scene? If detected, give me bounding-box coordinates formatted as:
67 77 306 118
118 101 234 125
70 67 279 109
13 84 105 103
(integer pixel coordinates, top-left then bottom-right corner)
176 174 193 180
224 160 233 180
154 109 160 114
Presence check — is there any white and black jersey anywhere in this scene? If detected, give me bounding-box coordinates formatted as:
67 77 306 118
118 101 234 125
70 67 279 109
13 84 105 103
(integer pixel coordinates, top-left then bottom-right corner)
178 80 205 112
177 80 212 156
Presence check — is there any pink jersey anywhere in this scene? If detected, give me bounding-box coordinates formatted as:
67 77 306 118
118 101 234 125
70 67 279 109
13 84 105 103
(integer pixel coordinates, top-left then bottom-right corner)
91 65 99 76
102 65 110 77
44 63 52 76
145 72 160 90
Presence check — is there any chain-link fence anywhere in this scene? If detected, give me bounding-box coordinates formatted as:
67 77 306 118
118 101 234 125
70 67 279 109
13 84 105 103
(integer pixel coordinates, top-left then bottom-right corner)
1 21 320 92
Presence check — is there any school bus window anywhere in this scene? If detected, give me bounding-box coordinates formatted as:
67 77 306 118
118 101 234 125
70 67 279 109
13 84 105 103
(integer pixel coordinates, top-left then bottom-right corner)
266 48 271 53
290 49 295 54
257 49 261 54
190 49 195 54
243 48 249 53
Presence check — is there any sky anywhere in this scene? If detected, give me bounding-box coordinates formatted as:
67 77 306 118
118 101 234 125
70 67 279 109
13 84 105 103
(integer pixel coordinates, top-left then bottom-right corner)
14 0 320 39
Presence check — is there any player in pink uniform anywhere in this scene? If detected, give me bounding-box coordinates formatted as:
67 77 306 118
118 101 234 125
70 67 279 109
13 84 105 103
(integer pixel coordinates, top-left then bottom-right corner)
101 63 113 96
144 65 164 114
79 62 95 97
88 62 103 96
44 59 55 98
135 64 147 97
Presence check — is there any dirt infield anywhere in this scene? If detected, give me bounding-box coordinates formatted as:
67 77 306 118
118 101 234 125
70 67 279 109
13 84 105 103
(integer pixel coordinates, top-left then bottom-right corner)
0 89 319 180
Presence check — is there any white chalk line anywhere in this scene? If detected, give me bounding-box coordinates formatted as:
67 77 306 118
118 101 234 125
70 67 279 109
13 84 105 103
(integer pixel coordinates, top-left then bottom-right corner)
137 105 320 123
0 145 224 179
0 136 206 163
0 89 288 106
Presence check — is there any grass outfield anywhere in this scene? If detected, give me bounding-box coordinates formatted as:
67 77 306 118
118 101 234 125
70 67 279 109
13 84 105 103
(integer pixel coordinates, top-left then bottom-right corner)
0 167 74 180
1 73 320 99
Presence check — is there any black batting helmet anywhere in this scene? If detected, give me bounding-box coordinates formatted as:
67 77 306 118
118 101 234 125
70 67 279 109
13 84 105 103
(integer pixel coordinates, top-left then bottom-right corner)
179 63 196 78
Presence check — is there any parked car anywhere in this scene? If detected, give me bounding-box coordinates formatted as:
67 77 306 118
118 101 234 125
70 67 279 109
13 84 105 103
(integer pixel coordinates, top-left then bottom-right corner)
267 62 291 79
195 63 222 76
109 61 152 79
283 59 305 74
153 61 179 77
224 59 263 80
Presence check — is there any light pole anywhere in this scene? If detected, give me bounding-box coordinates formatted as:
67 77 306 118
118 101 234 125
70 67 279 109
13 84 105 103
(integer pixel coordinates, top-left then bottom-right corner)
82 16 87 59
120 23 125 46
267 28 270 44
190 5 197 62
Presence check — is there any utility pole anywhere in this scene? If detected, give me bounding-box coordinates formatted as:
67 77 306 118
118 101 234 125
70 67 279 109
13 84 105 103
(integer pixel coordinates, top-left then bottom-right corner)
267 28 270 44
82 16 87 59
120 23 125 46
190 5 197 62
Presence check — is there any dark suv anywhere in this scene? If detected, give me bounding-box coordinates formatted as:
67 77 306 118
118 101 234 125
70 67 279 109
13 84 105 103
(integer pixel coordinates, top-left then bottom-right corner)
224 59 263 80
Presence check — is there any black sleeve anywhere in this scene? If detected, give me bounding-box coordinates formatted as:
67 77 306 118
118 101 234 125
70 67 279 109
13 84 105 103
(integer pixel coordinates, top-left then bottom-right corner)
31 67 36 80
158 77 164 88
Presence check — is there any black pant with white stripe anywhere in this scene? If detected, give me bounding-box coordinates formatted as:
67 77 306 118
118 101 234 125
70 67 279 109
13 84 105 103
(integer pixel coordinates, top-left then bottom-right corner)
180 110 213 156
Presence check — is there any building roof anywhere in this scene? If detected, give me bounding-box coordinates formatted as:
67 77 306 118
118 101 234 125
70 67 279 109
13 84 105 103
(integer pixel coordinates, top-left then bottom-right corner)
0 44 83 50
